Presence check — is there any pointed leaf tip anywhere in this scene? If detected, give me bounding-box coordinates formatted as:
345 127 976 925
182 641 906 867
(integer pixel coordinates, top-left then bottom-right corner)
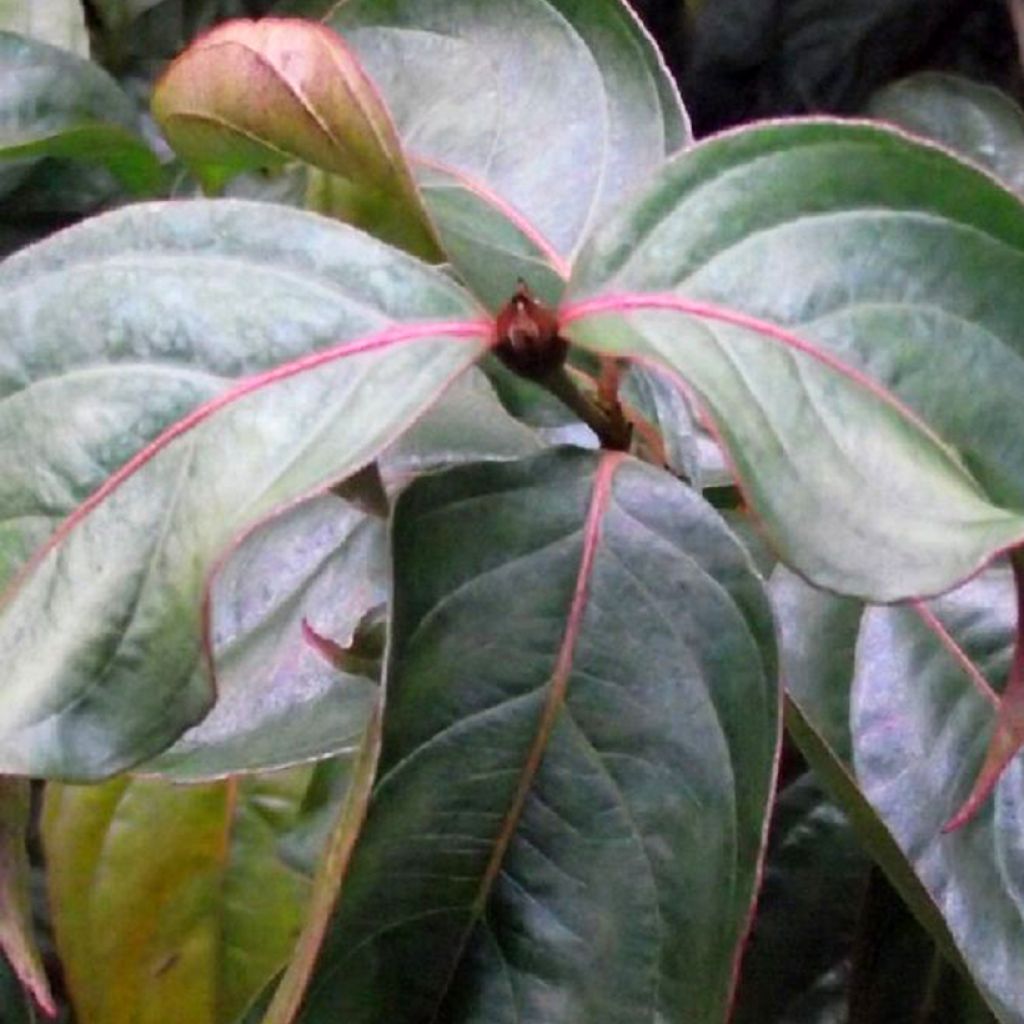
945 550 1024 831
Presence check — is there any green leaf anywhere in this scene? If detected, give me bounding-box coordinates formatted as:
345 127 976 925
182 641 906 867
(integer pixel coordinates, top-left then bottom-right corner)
868 73 1024 197
0 199 488 780
290 449 779 1023
780 562 1024 1022
566 119 1024 601
850 569 1024 1023
771 567 863 763
152 18 441 260
44 769 312 1024
141 494 386 780
0 31 164 195
0 777 55 1018
330 0 688 265
0 0 88 56
732 772 869 1024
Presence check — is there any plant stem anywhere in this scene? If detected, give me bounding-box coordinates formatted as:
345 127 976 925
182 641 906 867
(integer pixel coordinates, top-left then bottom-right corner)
538 364 632 451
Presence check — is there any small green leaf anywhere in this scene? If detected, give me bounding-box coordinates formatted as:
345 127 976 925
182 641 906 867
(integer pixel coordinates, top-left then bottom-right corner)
291 450 779 1023
44 770 313 1024
0 31 163 195
869 73 1024 197
152 18 440 260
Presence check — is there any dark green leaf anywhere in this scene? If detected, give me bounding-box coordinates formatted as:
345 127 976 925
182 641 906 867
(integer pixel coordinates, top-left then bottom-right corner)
733 773 869 1024
292 449 779 1023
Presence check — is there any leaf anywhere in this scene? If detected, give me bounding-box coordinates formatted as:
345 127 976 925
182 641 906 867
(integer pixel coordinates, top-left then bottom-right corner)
289 449 780 1023
383 365 545 478
868 73 1024 197
140 494 386 781
780 562 1024 1022
152 18 441 260
330 0 689 264
0 199 489 780
44 770 312 1024
0 0 88 55
732 772 869 1024
0 32 164 196
0 777 55 1018
565 119 1024 601
944 552 1024 830
771 567 863 763
683 0 1008 133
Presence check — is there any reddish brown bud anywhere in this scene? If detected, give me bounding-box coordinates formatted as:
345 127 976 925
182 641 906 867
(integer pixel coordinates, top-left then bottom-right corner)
494 281 568 379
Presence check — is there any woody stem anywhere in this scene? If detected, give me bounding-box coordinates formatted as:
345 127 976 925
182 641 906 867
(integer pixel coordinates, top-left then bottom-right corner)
538 364 632 451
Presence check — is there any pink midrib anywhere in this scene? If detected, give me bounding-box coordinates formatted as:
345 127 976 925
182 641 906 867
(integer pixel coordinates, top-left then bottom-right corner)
0 319 490 613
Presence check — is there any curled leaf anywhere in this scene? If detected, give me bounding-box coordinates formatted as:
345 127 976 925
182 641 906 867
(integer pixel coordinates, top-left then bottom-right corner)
152 17 440 259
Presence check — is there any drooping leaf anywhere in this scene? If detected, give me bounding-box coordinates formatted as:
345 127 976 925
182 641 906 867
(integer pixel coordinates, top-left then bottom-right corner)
289 449 779 1023
44 769 312 1024
0 32 163 195
141 495 386 780
868 73 1024 197
152 18 441 260
0 199 488 780
565 119 1024 601
0 777 55 1018
771 566 863 763
0 0 89 55
329 0 689 266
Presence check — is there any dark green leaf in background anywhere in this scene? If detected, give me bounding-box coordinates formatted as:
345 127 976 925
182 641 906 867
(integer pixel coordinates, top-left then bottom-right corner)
868 72 1024 197
0 31 163 196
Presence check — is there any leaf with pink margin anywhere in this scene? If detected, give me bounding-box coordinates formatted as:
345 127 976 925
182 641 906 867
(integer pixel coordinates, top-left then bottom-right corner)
152 18 440 260
565 119 1024 601
0 199 488 781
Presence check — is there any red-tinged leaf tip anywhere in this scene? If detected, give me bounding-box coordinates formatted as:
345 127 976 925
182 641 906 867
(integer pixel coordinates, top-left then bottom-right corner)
944 549 1024 832
301 618 350 670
